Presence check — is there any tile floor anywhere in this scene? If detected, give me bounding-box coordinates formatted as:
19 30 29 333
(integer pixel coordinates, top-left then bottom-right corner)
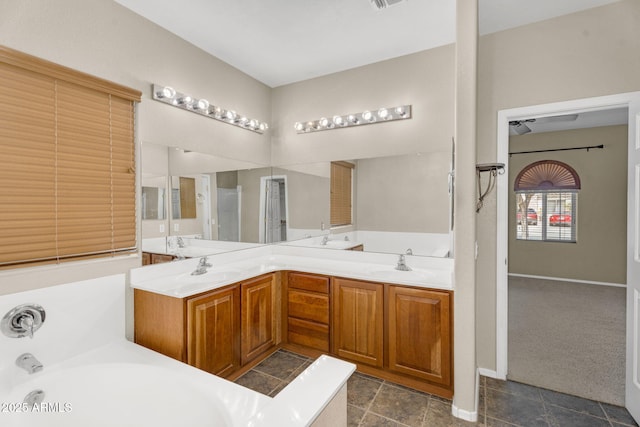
234 349 638 427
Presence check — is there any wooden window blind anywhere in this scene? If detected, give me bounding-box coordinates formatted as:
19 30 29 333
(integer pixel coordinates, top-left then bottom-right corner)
0 46 141 269
330 161 354 226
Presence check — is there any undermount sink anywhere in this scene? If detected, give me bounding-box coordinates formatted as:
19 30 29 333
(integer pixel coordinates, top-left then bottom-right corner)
175 269 241 284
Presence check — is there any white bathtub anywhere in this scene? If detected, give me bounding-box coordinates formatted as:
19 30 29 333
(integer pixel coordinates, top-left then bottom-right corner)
3 363 229 427
0 274 354 427
0 339 266 427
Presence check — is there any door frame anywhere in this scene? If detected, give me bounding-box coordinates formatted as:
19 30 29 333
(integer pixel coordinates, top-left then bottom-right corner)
495 92 640 391
258 175 289 243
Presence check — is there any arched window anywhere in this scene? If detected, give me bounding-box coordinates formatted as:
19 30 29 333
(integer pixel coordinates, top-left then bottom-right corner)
514 160 580 242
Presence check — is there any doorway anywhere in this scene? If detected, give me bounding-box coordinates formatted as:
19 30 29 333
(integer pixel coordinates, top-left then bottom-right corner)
259 175 288 243
495 92 640 421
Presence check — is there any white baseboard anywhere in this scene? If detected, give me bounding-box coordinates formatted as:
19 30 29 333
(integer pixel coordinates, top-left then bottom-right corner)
478 367 499 379
508 273 625 288
451 403 478 422
451 369 480 422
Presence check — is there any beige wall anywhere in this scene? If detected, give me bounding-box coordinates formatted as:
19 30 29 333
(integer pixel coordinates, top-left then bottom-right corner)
237 167 272 243
272 167 330 230
0 0 272 165
0 0 272 293
355 153 450 233
475 0 640 371
508 125 627 283
270 46 455 166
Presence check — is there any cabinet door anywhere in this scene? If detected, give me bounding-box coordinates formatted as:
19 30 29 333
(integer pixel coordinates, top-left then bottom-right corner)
388 286 451 386
332 278 384 367
187 285 240 378
241 274 275 364
151 253 174 264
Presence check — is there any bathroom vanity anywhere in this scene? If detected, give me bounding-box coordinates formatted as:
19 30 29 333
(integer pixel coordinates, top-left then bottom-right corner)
131 245 454 398
135 272 278 379
284 272 452 397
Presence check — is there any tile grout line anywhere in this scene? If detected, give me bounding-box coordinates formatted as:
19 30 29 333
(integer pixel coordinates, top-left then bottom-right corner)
356 377 385 426
538 389 553 427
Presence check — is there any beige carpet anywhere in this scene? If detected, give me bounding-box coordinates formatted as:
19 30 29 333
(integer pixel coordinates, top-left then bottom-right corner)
508 276 626 406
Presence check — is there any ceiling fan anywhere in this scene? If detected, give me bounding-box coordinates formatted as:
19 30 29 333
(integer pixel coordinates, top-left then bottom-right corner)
509 114 579 135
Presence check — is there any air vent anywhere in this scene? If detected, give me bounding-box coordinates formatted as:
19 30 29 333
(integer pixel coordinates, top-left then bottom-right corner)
370 0 405 10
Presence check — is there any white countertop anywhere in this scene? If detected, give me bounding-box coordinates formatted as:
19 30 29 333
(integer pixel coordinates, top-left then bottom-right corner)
130 245 453 298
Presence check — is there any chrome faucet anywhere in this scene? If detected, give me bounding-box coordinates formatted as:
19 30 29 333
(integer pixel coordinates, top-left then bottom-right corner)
321 235 329 245
176 237 186 248
395 254 412 271
406 248 413 255
1 304 46 339
191 256 212 276
16 353 43 374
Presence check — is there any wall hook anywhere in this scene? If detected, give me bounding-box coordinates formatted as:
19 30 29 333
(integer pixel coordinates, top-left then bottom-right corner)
476 163 505 213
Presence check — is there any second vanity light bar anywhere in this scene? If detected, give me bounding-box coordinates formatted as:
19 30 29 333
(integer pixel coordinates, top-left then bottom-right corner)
152 84 269 134
294 105 411 134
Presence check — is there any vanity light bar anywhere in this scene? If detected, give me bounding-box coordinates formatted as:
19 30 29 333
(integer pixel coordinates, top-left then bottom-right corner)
152 84 269 134
294 105 411 134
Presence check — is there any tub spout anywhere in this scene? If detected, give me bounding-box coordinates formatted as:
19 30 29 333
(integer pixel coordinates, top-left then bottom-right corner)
16 353 43 374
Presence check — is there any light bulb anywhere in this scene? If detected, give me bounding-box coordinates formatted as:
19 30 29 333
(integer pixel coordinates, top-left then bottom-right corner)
333 115 344 126
319 117 329 128
294 122 304 131
176 95 192 106
395 106 407 117
156 86 176 99
259 123 268 131
348 114 359 124
362 110 374 122
225 110 237 121
195 99 209 111
378 108 389 120
239 116 248 126
248 119 257 129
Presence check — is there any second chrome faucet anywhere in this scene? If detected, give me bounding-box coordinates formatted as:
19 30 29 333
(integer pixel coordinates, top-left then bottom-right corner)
191 256 212 276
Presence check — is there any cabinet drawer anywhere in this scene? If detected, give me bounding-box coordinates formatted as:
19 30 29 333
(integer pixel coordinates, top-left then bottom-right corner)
287 318 329 352
288 272 329 294
288 289 329 324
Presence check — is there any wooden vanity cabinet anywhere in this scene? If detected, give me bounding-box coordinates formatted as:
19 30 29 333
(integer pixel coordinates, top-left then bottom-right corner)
332 278 384 368
285 272 330 352
141 252 175 265
241 274 276 365
187 285 240 378
134 273 277 380
387 285 451 387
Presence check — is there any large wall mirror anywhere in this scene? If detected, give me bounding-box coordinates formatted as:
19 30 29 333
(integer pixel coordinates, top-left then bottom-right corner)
141 142 452 258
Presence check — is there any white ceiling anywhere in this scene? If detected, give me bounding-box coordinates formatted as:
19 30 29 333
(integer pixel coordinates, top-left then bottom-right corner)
114 0 621 88
509 108 629 136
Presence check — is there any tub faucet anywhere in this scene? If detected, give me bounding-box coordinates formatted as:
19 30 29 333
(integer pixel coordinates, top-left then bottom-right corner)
395 254 412 271
16 353 43 374
321 235 329 245
191 256 212 276
176 237 186 248
406 248 413 255
1 304 46 339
